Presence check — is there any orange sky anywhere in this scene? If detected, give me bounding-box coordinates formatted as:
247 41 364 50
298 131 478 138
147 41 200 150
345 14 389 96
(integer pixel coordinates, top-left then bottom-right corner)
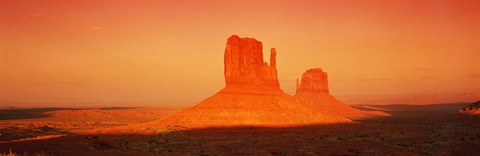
1 0 479 107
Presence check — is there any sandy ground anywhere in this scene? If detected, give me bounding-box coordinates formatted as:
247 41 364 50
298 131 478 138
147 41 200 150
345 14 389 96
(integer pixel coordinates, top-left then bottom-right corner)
1 103 480 155
0 107 180 142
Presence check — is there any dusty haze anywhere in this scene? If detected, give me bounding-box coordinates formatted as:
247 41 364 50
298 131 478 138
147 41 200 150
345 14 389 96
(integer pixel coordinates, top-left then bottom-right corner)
1 0 479 107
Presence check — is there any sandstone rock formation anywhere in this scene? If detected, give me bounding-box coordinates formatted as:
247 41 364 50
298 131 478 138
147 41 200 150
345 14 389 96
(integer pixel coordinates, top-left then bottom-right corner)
158 35 351 127
296 68 329 95
294 68 389 119
224 35 279 89
460 101 480 112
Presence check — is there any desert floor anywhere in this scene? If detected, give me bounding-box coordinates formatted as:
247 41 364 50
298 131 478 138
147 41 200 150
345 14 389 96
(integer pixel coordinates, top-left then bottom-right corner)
1 103 479 155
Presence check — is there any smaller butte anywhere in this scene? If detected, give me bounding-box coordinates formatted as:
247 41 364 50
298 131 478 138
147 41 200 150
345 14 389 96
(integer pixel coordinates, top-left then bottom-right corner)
294 68 390 119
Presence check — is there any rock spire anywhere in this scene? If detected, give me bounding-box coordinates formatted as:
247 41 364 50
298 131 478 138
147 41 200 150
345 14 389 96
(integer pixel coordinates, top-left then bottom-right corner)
224 35 279 89
156 36 351 127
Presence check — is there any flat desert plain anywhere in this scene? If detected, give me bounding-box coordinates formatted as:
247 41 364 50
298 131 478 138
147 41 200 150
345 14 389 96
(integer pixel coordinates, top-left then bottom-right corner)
1 103 479 155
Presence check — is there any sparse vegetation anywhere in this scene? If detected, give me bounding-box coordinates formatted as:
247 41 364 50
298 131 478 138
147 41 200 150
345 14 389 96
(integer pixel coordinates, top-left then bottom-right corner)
0 149 48 156
0 104 479 155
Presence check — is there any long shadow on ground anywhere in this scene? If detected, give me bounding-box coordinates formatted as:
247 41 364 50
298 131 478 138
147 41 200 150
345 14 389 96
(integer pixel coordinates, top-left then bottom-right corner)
1 103 480 156
0 107 141 120
0 108 70 120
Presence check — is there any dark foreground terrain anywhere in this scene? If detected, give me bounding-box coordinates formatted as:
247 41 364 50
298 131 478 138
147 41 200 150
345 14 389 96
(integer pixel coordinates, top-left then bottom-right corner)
1 103 480 156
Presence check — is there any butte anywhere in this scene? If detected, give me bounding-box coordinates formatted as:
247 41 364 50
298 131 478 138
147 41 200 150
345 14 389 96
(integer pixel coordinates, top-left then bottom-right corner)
159 35 351 127
294 68 389 119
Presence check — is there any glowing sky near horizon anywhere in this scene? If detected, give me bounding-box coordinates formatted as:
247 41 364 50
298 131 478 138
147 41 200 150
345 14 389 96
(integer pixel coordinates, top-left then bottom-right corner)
1 0 479 106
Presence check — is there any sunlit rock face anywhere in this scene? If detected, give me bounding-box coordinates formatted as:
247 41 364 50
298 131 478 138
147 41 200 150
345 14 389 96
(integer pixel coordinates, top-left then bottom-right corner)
296 68 329 95
294 68 389 119
159 35 351 127
223 35 280 94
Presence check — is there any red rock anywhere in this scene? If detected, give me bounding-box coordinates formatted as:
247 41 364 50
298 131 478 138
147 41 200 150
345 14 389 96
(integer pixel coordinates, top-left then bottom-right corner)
160 92 350 127
157 35 351 127
460 100 480 111
294 68 389 119
224 35 279 89
296 68 329 95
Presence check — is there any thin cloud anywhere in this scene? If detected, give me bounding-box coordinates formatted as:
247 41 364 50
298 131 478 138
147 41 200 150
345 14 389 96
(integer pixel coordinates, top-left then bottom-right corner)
358 78 393 82
91 25 105 31
412 68 443 71
30 12 46 17
419 76 434 79
464 74 480 79
0 80 99 85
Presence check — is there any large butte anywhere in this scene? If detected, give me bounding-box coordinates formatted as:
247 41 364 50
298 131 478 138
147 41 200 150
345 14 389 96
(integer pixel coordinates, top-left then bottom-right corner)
155 35 351 127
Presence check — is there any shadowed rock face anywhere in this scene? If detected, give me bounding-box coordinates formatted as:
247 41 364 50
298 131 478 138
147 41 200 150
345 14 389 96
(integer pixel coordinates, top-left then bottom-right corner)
224 35 279 89
294 68 389 119
158 35 351 127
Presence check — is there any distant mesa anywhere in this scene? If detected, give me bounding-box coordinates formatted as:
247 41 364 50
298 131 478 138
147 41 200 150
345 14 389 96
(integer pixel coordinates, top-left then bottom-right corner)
459 100 480 115
463 100 480 111
157 35 351 127
294 68 389 118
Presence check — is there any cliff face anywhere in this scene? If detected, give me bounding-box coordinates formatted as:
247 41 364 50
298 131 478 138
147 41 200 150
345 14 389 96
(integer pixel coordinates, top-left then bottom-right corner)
294 68 389 119
224 35 279 89
158 35 351 127
296 68 329 95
